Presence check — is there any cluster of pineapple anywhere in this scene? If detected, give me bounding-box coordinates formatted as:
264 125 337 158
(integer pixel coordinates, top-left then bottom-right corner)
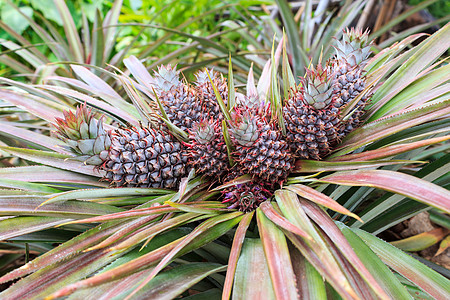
54 28 372 212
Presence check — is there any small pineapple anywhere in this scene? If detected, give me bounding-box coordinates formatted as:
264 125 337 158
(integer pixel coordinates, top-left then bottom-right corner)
194 69 228 119
331 28 373 135
186 118 229 179
283 63 341 159
151 65 201 131
102 126 188 189
229 105 293 184
54 105 111 165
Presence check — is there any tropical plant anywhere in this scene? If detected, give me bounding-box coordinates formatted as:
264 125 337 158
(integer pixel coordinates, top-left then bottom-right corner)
0 22 449 300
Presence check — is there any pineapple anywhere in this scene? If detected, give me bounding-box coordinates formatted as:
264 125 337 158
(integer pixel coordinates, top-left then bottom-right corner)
283 63 341 160
229 105 293 184
186 118 229 179
331 28 373 135
102 126 188 189
53 105 111 165
194 69 228 119
223 180 272 213
151 65 201 131
54 107 188 189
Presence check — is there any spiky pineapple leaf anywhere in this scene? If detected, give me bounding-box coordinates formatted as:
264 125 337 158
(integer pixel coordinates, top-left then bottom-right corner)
284 184 362 222
316 169 450 214
0 179 61 193
0 216 66 240
232 238 276 300
337 223 411 300
54 0 84 62
222 212 253 300
301 201 391 299
42 188 173 205
353 228 450 299
294 159 421 173
256 208 298 300
290 250 326 300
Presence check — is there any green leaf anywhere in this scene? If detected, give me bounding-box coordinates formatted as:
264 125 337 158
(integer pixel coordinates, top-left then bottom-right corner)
353 228 450 299
0 216 66 240
257 208 298 300
232 238 276 300
337 224 411 300
54 0 84 62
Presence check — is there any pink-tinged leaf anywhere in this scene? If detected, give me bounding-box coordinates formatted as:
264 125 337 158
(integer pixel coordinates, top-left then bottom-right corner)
43 187 171 205
123 55 154 88
60 205 176 224
127 263 227 300
85 215 160 252
0 216 66 240
0 166 106 187
294 159 415 173
0 146 103 177
333 100 450 157
353 228 450 300
0 122 68 153
0 196 122 218
54 0 84 62
337 224 412 300
256 208 299 300
284 184 362 222
222 212 253 300
391 228 448 252
39 85 140 126
436 235 450 256
300 200 390 299
232 238 276 300
165 201 226 215
259 201 310 239
210 174 252 191
0 90 64 123
316 169 450 213
48 214 242 299
109 213 201 252
274 190 357 299
123 212 243 300
330 135 450 162
0 221 120 284
289 248 326 300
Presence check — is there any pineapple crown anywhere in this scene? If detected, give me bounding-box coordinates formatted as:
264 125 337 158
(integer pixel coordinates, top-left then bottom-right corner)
223 181 272 212
54 105 111 164
152 64 181 92
194 68 217 86
54 105 99 142
334 28 372 67
300 63 335 110
189 118 220 145
229 107 268 147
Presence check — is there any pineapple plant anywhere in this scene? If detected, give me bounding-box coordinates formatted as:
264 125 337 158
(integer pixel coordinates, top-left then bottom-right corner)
0 20 449 300
194 69 228 120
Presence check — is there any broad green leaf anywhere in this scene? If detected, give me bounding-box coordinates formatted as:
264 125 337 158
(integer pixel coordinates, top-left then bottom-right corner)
232 238 276 300
390 228 447 252
223 212 253 300
256 208 298 300
353 228 450 299
316 169 450 213
337 224 411 300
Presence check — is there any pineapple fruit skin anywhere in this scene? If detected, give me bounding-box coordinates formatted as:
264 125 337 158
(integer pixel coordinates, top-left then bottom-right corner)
102 126 188 189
